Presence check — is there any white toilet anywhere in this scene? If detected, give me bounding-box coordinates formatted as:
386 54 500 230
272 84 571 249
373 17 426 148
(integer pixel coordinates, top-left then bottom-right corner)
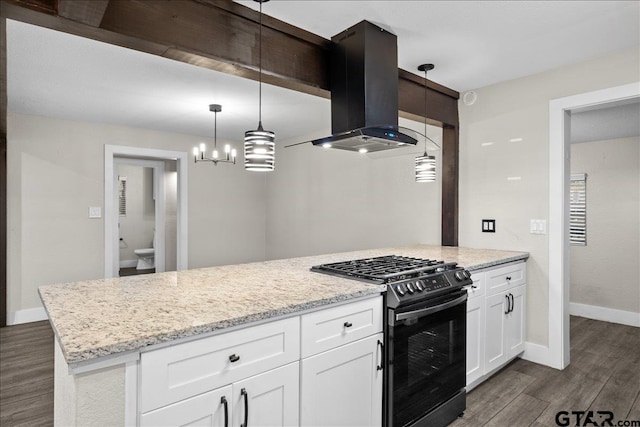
134 235 155 270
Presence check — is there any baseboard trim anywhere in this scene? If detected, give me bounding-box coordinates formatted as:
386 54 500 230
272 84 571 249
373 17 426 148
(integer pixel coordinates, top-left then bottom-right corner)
119 259 137 269
570 302 640 327
8 307 48 325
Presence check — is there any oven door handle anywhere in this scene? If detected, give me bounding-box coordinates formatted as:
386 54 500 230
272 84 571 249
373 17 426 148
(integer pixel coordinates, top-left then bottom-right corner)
395 293 468 322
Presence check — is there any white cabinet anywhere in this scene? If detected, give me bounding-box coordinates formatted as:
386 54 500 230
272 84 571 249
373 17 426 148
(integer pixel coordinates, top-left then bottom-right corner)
138 296 383 427
300 333 383 426
466 271 486 387
300 297 383 427
484 291 508 373
232 362 299 427
484 262 527 375
140 385 232 427
467 261 526 389
139 317 301 426
140 317 300 413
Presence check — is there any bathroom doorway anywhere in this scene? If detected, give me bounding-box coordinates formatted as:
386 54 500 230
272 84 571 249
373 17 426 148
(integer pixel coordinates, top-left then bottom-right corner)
104 145 189 279
114 159 169 277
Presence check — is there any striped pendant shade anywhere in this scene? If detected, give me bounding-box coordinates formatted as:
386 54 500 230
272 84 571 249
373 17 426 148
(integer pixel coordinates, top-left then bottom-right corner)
415 154 436 182
244 122 275 172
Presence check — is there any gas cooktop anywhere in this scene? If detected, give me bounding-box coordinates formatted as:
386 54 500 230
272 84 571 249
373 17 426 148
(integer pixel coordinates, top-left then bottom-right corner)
311 255 473 307
310 255 457 285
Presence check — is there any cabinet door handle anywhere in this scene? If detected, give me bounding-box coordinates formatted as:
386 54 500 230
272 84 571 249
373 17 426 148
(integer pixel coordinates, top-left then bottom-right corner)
229 354 240 363
509 293 514 313
344 321 353 328
506 276 512 281
504 295 510 314
220 396 229 427
240 388 249 427
376 339 384 371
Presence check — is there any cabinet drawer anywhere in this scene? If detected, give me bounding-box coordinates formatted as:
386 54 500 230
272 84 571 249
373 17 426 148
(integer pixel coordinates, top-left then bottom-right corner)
140 316 300 413
301 297 383 358
485 262 526 296
466 271 485 299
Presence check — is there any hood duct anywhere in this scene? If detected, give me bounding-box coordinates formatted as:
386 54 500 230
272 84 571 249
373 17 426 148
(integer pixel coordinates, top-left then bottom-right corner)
311 20 418 152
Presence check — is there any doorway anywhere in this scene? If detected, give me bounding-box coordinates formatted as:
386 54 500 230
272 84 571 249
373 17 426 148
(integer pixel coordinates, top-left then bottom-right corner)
548 82 639 370
114 158 166 277
104 145 189 278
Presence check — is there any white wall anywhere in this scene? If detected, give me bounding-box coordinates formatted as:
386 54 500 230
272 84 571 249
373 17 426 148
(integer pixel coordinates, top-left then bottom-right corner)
458 47 639 345
265 127 442 260
7 113 267 316
7 112 443 319
117 164 155 266
570 137 639 314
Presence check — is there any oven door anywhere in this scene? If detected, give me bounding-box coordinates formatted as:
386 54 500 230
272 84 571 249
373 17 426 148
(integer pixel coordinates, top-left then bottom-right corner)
387 289 467 427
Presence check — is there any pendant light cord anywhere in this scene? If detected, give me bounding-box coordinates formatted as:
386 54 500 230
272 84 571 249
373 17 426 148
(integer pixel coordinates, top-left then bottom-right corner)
258 0 263 126
423 68 428 156
214 109 217 150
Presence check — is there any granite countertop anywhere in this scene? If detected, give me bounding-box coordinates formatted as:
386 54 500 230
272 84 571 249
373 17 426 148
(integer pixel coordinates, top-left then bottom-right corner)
39 245 528 365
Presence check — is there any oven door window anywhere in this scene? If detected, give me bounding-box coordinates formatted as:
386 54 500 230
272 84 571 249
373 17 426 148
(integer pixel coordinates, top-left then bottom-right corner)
390 294 467 427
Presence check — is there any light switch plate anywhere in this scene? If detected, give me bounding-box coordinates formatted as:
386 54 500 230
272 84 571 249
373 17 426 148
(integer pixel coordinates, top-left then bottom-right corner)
89 207 102 219
530 219 547 234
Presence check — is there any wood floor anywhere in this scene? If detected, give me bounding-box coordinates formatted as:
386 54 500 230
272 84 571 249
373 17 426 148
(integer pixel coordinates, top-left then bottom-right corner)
0 320 53 427
451 316 640 427
0 317 638 427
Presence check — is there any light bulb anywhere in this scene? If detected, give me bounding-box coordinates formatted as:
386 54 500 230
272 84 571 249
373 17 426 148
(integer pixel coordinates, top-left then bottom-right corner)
224 144 230 153
358 148 368 154
199 143 206 153
322 143 332 148
231 149 237 159
213 150 219 159
192 147 198 156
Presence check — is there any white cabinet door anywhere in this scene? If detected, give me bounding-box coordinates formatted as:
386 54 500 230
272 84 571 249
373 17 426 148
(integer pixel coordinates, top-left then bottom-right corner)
506 285 526 358
300 333 383 427
484 292 508 373
232 362 299 427
140 385 232 427
466 295 485 386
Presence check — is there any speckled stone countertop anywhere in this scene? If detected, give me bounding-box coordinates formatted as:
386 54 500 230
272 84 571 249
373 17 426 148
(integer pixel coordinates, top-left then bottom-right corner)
39 245 527 365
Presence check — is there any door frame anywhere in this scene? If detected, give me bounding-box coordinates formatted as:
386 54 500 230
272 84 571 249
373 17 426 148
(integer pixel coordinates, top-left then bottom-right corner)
105 145 188 278
547 82 639 369
113 157 166 276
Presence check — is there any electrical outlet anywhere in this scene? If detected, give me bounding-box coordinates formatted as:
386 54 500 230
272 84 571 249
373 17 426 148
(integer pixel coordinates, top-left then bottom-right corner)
482 219 495 233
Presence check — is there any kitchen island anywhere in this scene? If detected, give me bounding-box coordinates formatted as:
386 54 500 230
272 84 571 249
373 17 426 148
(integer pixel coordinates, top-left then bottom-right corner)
40 245 528 426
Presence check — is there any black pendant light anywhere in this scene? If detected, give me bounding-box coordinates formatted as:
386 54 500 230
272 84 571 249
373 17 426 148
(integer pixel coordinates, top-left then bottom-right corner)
244 0 275 172
415 63 436 183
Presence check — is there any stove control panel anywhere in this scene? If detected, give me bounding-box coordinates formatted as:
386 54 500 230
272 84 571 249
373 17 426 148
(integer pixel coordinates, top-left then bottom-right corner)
388 268 473 306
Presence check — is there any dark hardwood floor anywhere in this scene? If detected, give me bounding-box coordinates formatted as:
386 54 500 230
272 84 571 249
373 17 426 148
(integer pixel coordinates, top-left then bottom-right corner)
452 316 640 427
0 320 53 427
119 267 155 277
0 317 637 426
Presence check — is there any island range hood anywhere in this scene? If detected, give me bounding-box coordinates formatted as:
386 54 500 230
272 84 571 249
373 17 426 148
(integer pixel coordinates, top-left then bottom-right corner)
311 20 419 153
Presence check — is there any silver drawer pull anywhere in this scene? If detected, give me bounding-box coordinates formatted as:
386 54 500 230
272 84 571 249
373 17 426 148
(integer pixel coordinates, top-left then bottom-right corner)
229 354 240 363
344 321 353 328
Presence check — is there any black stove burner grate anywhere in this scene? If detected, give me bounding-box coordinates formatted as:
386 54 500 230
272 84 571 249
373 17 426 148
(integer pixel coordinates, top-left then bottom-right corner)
312 255 457 284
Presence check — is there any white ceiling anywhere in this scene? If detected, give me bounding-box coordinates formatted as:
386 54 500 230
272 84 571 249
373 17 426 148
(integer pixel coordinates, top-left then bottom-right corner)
6 1 640 144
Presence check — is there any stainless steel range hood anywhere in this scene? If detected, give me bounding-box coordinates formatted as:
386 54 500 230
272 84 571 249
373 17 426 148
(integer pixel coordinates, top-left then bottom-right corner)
311 20 418 152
